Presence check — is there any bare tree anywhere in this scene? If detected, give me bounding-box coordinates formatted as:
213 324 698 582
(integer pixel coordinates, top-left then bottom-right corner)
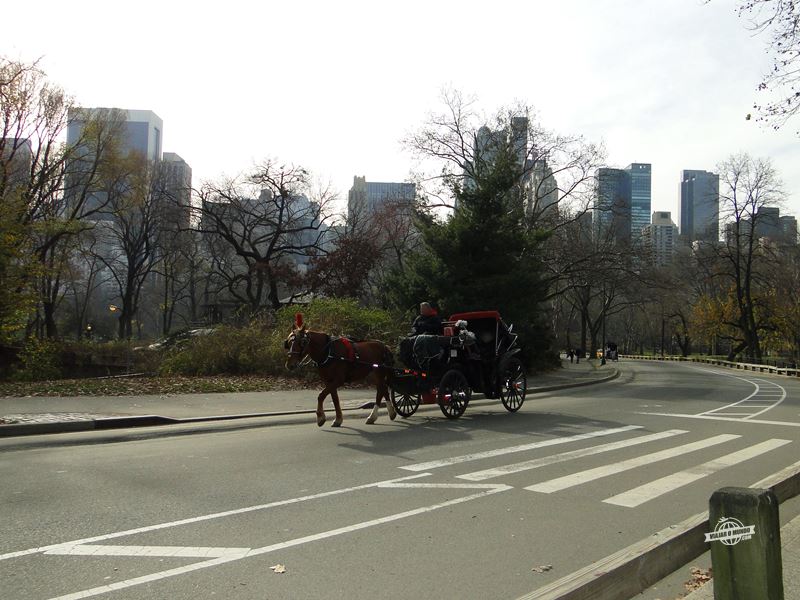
1 57 130 338
311 193 423 304
195 161 334 313
734 0 800 131
405 89 604 228
149 229 204 335
64 229 109 339
92 155 167 339
704 153 785 361
1 57 74 338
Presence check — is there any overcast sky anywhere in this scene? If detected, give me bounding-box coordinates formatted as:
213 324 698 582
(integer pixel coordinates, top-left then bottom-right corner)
5 0 800 220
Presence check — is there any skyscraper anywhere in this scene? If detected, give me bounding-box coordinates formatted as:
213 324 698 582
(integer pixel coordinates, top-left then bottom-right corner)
593 167 631 244
347 176 416 221
66 108 165 220
161 152 192 230
679 169 719 242
67 108 163 162
642 211 678 266
526 158 559 218
723 206 798 246
463 117 558 218
626 163 651 238
755 206 782 240
780 215 798 244
0 137 32 191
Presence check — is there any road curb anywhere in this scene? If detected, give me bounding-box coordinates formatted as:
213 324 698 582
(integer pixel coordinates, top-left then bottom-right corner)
526 368 620 394
516 459 800 600
0 368 620 439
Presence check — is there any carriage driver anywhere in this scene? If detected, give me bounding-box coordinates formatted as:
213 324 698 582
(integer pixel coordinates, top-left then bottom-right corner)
410 302 443 336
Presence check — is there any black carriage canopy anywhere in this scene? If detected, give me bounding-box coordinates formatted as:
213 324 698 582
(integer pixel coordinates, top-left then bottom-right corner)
399 311 517 370
448 311 518 357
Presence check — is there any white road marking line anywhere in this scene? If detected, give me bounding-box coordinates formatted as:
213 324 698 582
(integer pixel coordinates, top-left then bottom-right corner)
702 381 761 414
639 412 800 427
378 482 511 489
688 368 788 420
455 430 688 482
0 472 431 563
399 425 643 472
524 434 740 494
603 438 792 507
46 484 512 600
45 545 251 558
745 387 788 419
705 412 760 416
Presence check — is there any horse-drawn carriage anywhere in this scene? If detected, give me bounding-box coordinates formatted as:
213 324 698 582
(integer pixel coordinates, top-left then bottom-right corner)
390 311 527 419
284 310 527 427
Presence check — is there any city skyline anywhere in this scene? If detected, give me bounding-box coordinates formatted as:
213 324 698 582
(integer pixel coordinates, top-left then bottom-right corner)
57 103 799 236
5 1 800 221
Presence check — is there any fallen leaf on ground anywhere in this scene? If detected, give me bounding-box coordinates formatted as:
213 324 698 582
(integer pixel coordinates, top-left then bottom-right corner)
531 564 552 573
270 564 286 574
681 566 712 595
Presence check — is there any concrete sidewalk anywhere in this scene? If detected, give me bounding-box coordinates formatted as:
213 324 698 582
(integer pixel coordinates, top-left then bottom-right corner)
682 512 800 599
0 359 618 437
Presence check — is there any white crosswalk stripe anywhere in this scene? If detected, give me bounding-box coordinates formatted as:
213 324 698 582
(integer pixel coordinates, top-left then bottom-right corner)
455 429 688 482
399 425 642 471
396 426 793 509
603 438 792 507
523 434 740 493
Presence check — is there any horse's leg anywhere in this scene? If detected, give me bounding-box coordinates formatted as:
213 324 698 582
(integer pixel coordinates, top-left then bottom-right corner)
366 391 380 425
317 386 329 427
366 372 382 424
382 377 397 421
331 387 344 427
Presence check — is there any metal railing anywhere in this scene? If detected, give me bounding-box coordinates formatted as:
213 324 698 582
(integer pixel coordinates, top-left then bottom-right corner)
621 354 800 377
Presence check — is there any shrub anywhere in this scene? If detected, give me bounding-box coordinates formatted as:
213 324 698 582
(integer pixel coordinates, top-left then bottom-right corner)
275 298 406 343
159 322 276 376
11 338 63 381
160 298 406 377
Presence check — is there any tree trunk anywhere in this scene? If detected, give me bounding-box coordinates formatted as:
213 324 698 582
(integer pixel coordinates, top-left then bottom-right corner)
268 276 281 311
42 300 58 339
728 340 747 362
162 275 170 336
579 306 588 354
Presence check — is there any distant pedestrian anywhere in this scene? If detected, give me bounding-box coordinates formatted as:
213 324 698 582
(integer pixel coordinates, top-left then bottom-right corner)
575 348 581 364
568 349 574 364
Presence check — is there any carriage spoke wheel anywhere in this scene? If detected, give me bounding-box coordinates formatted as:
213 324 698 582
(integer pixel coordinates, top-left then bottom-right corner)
391 389 421 418
438 370 471 419
500 357 527 413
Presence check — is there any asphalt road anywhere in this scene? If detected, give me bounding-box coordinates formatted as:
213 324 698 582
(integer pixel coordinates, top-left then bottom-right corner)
3 360 800 600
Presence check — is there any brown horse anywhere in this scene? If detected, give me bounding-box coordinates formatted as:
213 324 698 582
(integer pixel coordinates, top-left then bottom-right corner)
284 314 397 427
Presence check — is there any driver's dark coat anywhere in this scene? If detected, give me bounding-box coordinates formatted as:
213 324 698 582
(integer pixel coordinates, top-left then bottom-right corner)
411 314 443 336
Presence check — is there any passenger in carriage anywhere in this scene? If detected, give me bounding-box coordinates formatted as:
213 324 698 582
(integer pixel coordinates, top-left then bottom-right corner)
410 302 443 336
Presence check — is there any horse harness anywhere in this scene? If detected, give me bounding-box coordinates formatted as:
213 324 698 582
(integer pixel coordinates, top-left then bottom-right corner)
319 336 361 369
287 332 388 374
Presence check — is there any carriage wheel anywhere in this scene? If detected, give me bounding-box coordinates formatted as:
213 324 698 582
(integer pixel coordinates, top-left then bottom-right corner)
500 357 527 412
438 369 471 419
391 389 421 418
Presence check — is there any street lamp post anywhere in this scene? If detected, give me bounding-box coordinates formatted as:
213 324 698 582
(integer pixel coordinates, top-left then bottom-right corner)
109 304 131 374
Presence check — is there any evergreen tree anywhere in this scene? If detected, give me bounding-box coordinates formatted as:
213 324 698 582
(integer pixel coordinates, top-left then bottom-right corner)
388 140 554 367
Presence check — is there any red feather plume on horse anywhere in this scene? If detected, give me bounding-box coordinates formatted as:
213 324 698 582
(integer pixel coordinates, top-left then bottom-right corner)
295 313 304 329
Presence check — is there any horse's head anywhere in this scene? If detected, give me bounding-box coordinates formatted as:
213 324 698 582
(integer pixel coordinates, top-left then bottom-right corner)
284 313 310 371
